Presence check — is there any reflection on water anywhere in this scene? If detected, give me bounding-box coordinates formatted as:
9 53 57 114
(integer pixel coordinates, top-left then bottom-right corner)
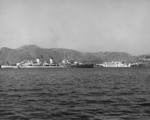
0 68 150 120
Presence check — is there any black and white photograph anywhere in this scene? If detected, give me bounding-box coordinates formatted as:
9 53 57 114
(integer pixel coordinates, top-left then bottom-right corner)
0 0 150 119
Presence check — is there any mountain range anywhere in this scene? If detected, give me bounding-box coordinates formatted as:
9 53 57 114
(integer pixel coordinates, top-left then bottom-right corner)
0 45 146 65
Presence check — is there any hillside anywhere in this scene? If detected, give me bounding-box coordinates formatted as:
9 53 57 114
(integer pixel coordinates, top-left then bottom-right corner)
0 45 135 65
88 52 135 62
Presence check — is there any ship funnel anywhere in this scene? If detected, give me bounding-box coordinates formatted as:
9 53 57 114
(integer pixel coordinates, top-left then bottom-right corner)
36 58 40 63
50 57 53 64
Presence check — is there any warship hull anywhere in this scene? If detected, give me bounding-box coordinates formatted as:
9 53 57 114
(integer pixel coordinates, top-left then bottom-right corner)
66 64 94 68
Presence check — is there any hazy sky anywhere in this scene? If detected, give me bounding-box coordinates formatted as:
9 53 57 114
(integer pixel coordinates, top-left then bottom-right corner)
0 0 150 55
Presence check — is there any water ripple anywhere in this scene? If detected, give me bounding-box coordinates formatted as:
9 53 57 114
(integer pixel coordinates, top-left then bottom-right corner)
0 68 150 120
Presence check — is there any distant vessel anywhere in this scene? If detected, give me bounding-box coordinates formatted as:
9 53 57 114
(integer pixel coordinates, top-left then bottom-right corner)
97 61 131 67
130 56 150 68
130 63 150 68
16 57 64 68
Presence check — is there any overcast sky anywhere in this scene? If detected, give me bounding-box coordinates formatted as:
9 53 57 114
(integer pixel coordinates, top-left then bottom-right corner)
0 0 150 55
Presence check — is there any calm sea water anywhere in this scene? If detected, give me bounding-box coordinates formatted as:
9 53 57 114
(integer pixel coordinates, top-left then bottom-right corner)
0 68 150 120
